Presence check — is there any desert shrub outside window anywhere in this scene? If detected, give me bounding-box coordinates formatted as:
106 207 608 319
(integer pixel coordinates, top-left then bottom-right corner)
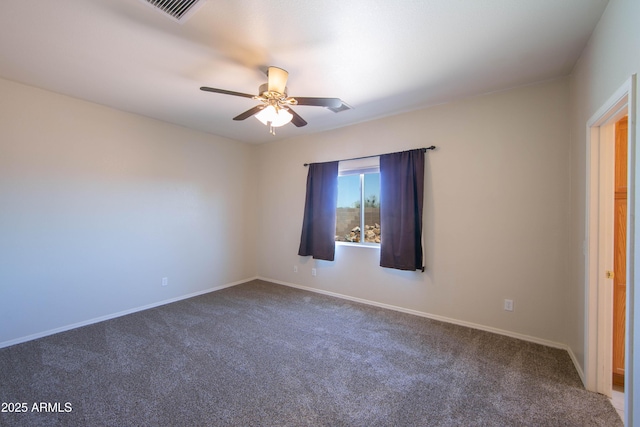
335 157 380 245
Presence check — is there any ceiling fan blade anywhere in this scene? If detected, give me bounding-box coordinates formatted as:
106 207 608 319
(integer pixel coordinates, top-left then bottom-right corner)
293 97 343 108
267 67 288 93
286 107 307 127
233 105 265 121
200 87 255 99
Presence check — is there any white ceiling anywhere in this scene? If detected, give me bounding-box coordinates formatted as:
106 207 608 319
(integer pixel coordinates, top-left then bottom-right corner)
0 0 608 144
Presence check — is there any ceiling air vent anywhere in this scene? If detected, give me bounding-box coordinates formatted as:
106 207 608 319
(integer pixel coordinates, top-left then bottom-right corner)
141 0 205 23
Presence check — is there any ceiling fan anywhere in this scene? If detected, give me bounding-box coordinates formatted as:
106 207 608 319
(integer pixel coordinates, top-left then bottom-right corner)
200 66 349 135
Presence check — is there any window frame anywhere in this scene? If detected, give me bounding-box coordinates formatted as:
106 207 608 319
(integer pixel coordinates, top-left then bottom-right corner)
335 157 381 248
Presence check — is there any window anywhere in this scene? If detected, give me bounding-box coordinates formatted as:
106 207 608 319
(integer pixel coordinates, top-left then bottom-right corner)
335 157 380 245
299 149 425 269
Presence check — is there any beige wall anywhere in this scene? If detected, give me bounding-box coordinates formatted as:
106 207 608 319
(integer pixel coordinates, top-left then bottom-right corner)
0 78 257 345
256 78 571 344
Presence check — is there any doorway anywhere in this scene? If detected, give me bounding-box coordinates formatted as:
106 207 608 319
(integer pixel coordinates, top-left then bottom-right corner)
585 75 636 427
587 99 626 399
613 115 628 391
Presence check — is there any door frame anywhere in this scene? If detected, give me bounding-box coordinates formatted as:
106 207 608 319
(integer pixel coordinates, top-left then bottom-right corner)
585 75 636 425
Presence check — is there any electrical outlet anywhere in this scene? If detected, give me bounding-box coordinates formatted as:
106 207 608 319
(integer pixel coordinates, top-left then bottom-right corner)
311 268 317 276
293 265 298 273
162 277 168 287
504 299 514 311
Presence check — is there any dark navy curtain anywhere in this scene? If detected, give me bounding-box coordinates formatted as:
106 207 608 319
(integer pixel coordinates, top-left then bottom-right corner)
298 161 339 261
379 149 425 271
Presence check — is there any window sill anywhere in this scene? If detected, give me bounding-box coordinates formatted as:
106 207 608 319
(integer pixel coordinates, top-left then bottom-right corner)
336 242 380 249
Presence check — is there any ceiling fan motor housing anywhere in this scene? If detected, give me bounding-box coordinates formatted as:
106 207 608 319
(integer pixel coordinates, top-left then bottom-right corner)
258 83 288 98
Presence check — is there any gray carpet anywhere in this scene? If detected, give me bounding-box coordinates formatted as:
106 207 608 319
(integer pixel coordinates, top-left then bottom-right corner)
0 279 622 426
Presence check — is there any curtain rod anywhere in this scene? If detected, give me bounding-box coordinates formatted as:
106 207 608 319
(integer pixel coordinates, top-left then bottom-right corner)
303 146 436 167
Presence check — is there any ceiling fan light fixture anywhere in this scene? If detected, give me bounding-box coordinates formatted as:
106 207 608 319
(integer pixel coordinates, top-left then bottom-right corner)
255 105 293 127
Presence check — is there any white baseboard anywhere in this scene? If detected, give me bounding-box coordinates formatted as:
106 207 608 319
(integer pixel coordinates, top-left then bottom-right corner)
258 276 576 354
566 345 586 386
0 276 257 349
